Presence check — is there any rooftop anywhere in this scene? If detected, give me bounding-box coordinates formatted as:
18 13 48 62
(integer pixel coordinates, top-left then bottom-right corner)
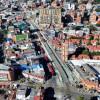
0 64 9 70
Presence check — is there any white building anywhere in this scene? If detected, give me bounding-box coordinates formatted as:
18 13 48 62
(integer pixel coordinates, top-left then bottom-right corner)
86 2 92 10
63 3 75 10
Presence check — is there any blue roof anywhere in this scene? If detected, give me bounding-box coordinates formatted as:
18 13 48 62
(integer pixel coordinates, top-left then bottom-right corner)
96 12 100 15
31 64 43 69
5 38 12 42
17 64 43 71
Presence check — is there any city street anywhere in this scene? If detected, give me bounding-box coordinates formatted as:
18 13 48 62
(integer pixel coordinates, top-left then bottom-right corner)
29 21 100 99
0 0 100 100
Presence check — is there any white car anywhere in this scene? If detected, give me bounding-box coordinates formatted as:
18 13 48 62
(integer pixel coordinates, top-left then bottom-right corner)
68 23 76 26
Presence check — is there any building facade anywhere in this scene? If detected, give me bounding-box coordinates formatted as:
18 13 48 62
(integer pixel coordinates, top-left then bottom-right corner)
89 11 97 24
61 41 68 62
0 64 14 81
39 7 61 28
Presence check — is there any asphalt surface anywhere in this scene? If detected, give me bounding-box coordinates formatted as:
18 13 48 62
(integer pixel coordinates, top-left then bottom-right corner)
0 5 96 100
36 31 95 100
26 21 99 99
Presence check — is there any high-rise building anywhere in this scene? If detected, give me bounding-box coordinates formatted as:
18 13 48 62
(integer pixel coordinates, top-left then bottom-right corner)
89 11 97 24
61 41 68 62
0 32 4 63
39 7 61 28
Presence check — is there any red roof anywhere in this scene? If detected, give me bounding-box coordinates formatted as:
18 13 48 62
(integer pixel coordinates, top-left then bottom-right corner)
33 96 43 100
34 96 40 100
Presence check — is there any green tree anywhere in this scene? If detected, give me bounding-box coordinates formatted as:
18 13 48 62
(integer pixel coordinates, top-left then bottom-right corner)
89 36 94 40
96 24 100 27
88 25 98 31
87 41 92 45
0 89 6 94
91 52 100 55
79 39 82 46
82 49 89 55
95 0 100 3
77 96 84 100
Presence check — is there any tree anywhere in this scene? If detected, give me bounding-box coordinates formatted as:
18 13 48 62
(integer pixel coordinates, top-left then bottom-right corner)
91 52 100 56
0 89 6 94
96 24 100 27
61 8 65 12
82 49 89 55
77 96 84 100
89 36 94 40
87 41 92 45
95 0 100 3
79 39 82 46
88 25 98 32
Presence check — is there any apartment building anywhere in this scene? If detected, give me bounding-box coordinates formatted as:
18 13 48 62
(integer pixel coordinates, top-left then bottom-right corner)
39 7 61 28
